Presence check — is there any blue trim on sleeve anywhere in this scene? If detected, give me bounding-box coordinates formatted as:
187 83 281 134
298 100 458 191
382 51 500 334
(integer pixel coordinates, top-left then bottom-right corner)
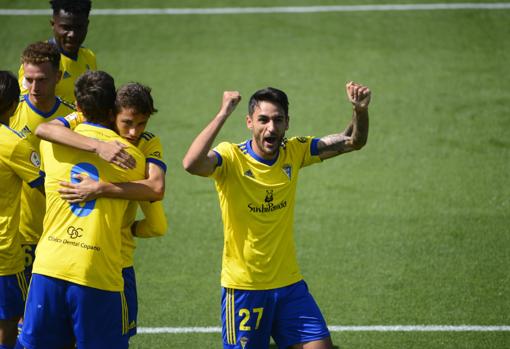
24 94 61 118
213 150 222 167
146 158 167 173
246 140 278 166
310 138 320 156
56 117 71 128
28 171 45 188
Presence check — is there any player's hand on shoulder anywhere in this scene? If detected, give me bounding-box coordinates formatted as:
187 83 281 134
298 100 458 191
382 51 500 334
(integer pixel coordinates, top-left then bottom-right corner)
220 91 242 117
96 140 136 169
346 81 371 111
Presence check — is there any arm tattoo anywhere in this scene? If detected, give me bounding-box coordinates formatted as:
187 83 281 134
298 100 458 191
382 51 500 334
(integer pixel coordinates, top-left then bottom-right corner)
317 133 354 156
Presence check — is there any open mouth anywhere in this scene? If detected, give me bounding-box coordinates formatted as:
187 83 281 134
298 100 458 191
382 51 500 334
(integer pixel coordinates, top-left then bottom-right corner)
63 40 80 52
263 136 277 147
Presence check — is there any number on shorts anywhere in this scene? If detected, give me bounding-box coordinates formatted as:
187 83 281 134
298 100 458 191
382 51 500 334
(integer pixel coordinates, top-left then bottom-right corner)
239 307 264 331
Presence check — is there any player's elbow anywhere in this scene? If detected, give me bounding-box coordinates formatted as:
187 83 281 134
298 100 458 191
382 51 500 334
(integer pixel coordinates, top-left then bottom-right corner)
145 179 165 201
152 184 165 201
182 157 197 174
182 158 206 177
351 135 367 150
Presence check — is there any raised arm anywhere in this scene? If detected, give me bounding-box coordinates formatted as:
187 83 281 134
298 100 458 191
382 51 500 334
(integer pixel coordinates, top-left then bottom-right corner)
182 91 241 177
316 81 371 160
35 118 136 169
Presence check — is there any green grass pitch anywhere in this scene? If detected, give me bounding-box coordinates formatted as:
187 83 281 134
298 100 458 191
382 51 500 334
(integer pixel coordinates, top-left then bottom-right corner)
2 1 509 348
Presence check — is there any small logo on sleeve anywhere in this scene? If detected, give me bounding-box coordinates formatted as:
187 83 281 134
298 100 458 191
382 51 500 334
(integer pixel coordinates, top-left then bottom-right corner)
150 151 161 159
30 151 41 167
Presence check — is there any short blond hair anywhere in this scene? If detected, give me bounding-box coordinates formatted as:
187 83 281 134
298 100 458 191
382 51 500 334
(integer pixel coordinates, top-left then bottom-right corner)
21 41 60 70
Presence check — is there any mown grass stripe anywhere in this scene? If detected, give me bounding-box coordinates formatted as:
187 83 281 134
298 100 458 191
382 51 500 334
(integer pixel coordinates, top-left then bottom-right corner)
1 3 510 16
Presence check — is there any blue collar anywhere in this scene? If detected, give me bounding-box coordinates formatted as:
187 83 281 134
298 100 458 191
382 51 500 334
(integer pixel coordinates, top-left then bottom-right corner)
246 140 278 166
24 94 61 118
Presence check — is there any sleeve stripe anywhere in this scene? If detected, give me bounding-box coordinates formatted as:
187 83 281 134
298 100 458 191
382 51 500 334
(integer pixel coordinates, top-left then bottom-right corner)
310 138 320 156
213 150 222 167
146 158 167 173
28 171 45 188
56 117 71 128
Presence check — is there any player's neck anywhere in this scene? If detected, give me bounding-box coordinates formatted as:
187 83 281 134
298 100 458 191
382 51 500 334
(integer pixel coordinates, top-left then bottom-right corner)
249 139 278 161
28 94 58 114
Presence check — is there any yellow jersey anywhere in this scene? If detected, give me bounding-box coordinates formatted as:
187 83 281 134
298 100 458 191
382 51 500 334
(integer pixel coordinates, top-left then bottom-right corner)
19 40 97 103
58 113 168 267
0 124 44 275
33 122 145 291
9 95 75 244
210 137 322 290
121 132 168 268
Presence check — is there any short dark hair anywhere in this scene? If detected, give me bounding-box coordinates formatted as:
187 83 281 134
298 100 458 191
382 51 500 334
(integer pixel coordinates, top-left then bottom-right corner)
74 71 116 124
115 83 158 116
0 71 21 116
21 41 60 70
50 0 92 16
248 87 289 117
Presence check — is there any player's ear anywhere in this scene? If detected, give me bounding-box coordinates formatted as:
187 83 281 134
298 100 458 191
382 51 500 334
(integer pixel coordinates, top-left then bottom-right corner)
246 114 253 130
285 115 290 131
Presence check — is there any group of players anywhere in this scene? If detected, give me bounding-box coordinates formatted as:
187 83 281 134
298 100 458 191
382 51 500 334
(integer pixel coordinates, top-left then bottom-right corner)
1 1 168 348
1 0 372 348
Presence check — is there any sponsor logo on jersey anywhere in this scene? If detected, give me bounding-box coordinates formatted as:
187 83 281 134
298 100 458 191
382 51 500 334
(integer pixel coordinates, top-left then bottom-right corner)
248 189 287 213
67 226 83 239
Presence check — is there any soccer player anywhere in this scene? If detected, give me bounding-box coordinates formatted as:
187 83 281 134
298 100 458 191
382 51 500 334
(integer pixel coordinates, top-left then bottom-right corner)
182 82 371 349
0 71 44 349
19 0 96 103
19 71 146 349
10 41 75 281
35 82 168 339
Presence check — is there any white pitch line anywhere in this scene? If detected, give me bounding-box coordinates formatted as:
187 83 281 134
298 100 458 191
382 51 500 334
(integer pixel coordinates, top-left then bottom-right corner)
137 325 510 334
1 3 510 16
